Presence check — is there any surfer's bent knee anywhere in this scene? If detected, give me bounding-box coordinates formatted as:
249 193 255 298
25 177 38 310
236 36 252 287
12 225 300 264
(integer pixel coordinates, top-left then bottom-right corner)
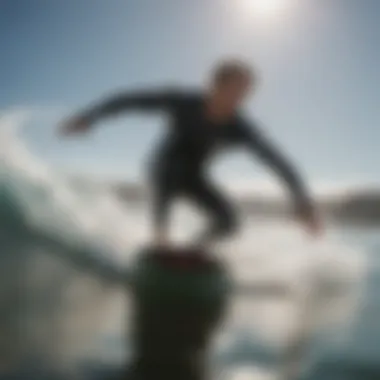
213 211 239 238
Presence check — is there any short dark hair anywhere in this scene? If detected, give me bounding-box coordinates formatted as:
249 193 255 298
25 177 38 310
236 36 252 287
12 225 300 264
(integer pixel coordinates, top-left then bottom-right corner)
212 59 253 85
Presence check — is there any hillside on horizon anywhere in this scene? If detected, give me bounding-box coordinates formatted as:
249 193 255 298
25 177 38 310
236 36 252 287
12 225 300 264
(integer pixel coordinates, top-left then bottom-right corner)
68 175 380 226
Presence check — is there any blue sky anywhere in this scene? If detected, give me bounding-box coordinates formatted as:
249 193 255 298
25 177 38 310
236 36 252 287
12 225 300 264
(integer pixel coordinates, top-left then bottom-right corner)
1 0 380 188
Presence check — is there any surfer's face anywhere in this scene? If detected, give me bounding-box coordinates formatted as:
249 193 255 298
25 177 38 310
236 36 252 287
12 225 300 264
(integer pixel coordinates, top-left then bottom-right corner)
214 74 252 109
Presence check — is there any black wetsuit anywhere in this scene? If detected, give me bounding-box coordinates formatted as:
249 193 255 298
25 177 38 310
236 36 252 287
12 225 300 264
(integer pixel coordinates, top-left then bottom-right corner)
83 88 311 242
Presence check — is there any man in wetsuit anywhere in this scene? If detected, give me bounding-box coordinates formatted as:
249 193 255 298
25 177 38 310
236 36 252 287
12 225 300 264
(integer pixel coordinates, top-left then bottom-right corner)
60 60 322 248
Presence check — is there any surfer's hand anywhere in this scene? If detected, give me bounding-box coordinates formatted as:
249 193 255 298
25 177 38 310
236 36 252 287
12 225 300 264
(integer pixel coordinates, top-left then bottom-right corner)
295 203 323 238
58 115 92 137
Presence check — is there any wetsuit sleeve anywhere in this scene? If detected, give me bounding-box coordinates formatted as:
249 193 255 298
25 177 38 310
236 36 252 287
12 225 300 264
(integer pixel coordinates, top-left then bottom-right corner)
80 88 183 123
239 121 313 209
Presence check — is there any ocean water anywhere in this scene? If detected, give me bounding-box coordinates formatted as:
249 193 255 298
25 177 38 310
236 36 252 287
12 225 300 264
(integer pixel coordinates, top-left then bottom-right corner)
0 112 378 380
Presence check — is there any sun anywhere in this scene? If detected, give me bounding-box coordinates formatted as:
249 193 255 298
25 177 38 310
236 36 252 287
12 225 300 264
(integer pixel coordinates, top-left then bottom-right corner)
243 0 287 15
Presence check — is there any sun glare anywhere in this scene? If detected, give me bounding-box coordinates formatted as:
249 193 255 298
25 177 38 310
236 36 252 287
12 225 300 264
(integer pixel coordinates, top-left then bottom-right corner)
243 0 287 15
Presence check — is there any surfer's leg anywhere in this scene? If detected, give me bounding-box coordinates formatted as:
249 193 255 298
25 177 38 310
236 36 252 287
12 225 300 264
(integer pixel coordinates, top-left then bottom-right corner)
186 177 238 245
151 175 178 247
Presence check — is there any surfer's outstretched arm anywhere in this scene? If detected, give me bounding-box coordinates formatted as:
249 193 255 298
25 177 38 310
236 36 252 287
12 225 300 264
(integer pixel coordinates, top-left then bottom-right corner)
59 89 182 135
82 89 181 123
247 128 310 206
241 122 321 235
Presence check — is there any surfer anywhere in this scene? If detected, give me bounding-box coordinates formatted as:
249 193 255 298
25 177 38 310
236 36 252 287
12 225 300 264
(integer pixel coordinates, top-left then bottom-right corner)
59 59 322 249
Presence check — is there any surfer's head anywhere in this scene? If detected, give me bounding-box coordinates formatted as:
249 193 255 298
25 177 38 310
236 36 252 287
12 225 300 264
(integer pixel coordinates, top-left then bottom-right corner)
210 59 255 109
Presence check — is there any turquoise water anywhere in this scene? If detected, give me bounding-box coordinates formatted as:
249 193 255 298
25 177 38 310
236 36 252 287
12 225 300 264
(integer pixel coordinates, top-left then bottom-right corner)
0 113 378 379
